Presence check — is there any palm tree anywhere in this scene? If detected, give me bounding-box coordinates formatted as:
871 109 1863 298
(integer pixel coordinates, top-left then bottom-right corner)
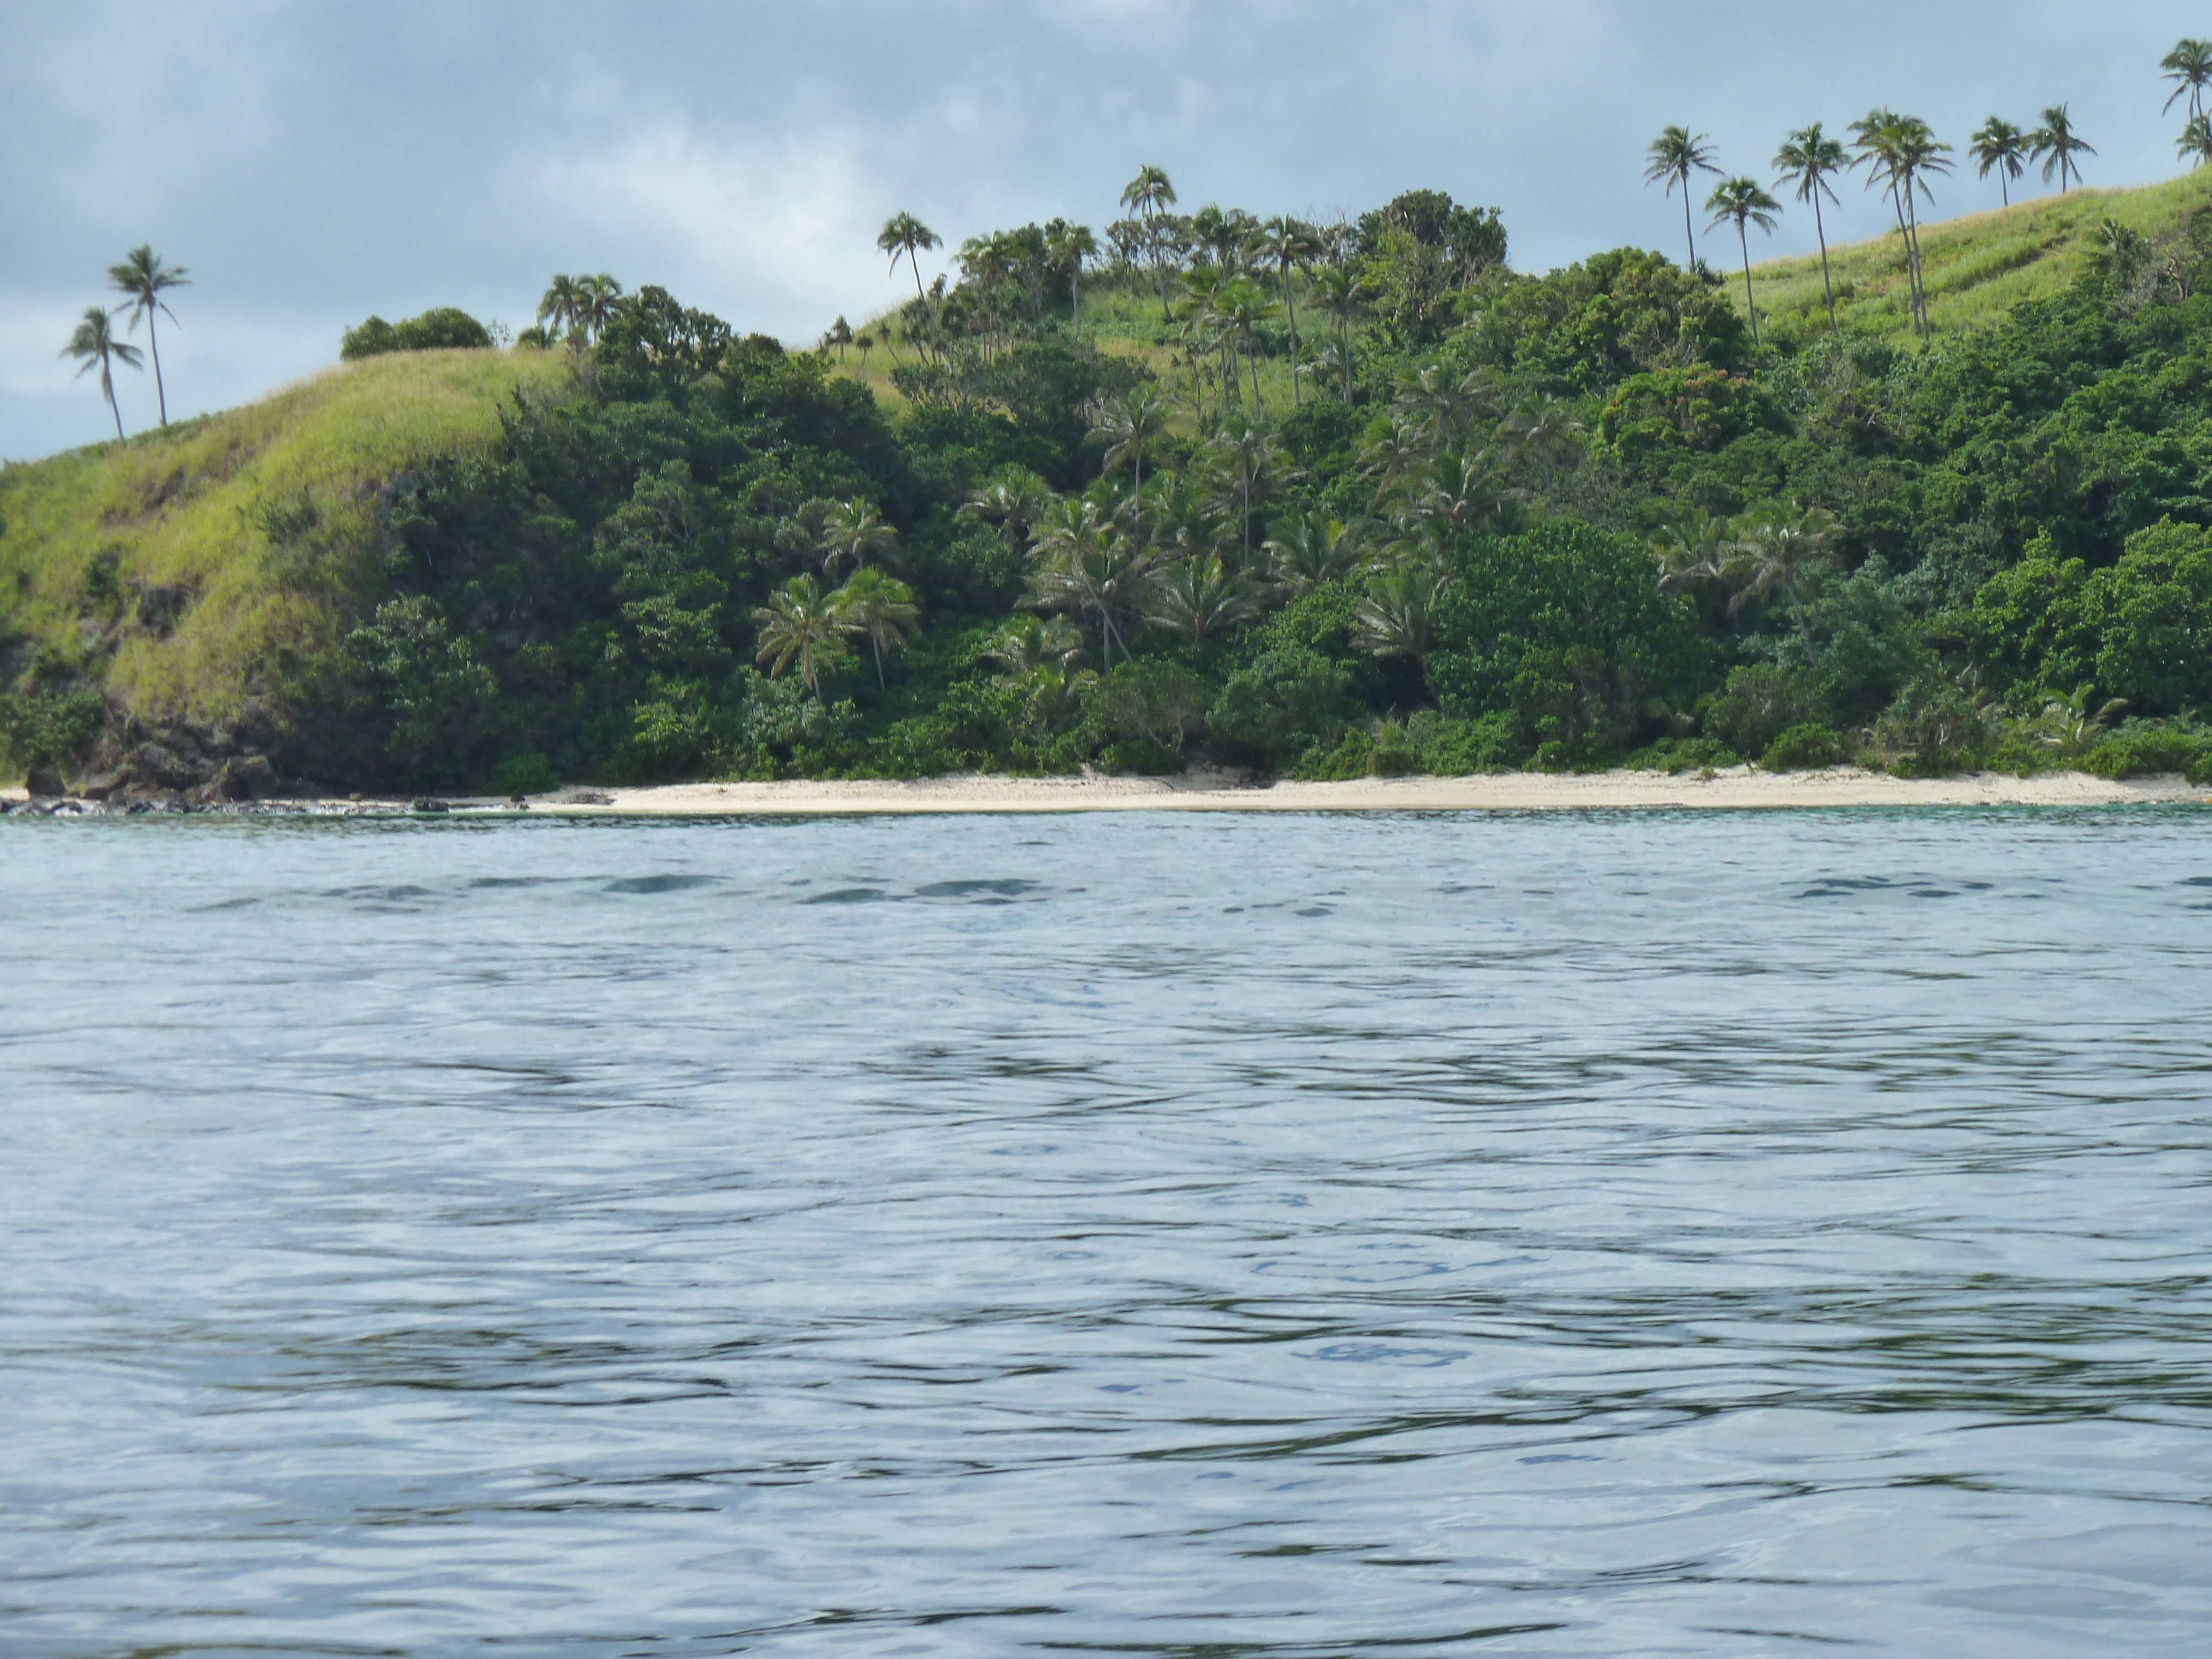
2182 114 2212 169
1311 264 1366 401
831 566 921 688
537 274 582 342
825 315 853 363
1851 111 1948 337
878 213 942 306
1970 118 2030 206
107 246 187 426
958 467 1057 556
1047 223 1098 327
1202 416 1285 555
1144 555 1252 646
1211 278 1280 417
1255 215 1318 403
1728 506 1837 665
816 499 900 577
1774 126 1847 335
1119 165 1178 321
1030 498 1150 667
1354 563 1439 675
1706 178 1782 346
575 274 623 343
62 307 142 440
1262 512 1368 593
2163 39 2212 122
2031 105 2095 194
1645 126 1722 269
753 575 846 693
1087 385 1169 539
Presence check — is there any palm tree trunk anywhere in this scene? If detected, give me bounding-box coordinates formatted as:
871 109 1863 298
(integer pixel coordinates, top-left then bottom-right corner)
1903 188 1928 336
872 632 885 689
148 311 168 426
1682 181 1698 269
1739 223 1758 346
1249 339 1264 419
1282 264 1300 406
1814 197 1839 336
1788 584 1820 667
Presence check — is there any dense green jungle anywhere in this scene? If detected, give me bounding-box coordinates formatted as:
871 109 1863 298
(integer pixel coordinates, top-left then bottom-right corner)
14 166 2212 796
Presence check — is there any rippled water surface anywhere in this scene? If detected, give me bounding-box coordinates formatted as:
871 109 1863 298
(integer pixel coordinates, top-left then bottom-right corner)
4 807 2211 1657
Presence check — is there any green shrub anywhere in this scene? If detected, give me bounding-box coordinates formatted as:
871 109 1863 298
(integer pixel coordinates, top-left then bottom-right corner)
1625 734 1739 773
1762 723 1845 771
1701 664 1818 755
1100 738 1178 775
489 752 560 795
2081 726 2212 779
341 307 493 361
0 687 104 774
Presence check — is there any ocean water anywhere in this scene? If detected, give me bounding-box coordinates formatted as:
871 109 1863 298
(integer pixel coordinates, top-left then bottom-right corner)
3 806 2210 1657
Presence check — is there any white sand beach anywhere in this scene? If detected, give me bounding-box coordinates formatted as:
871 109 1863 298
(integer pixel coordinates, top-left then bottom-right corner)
514 766 2208 815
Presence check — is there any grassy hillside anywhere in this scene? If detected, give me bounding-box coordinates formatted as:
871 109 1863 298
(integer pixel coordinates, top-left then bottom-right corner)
1746 168 2212 345
0 347 574 732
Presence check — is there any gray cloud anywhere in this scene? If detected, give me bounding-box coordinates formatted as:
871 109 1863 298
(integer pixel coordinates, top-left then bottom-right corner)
3 0 2205 457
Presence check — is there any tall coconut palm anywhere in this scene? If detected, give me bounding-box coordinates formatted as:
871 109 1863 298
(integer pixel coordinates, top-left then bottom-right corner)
1255 215 1319 404
1705 178 1782 346
62 307 142 440
877 212 942 306
1211 278 1280 418
1969 118 2030 206
753 575 846 693
1851 110 1948 336
2163 39 2212 122
537 273 582 342
1774 125 1847 335
107 246 187 426
1047 222 1098 327
831 566 920 688
1311 264 1366 401
2031 105 2095 194
1645 126 1722 269
576 274 623 343
1087 385 1170 539
1119 165 1178 321
1030 498 1149 667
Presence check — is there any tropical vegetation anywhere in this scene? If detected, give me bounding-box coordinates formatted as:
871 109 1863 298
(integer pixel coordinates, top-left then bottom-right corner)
14 39 2212 795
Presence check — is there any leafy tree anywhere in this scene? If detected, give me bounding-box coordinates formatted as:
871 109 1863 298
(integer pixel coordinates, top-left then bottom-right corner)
62 306 141 440
2031 105 2095 194
1970 118 2030 207
1705 178 1781 346
1775 126 1846 334
1644 126 1721 269
878 212 942 306
107 246 187 426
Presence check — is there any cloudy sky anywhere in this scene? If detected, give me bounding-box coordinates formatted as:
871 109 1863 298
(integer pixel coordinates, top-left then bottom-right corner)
4 0 2206 459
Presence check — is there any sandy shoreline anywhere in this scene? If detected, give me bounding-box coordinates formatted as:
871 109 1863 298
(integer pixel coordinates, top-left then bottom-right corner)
514 766 2206 815
5 766 2205 816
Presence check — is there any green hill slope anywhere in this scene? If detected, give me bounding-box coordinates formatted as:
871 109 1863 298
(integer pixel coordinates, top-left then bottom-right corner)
1744 169 2212 345
1 348 573 750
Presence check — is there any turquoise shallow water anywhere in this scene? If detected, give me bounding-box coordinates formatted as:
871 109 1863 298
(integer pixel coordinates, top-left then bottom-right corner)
2 807 2210 1657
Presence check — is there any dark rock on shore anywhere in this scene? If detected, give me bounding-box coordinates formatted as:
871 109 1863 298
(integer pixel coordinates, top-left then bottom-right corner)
25 765 66 799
